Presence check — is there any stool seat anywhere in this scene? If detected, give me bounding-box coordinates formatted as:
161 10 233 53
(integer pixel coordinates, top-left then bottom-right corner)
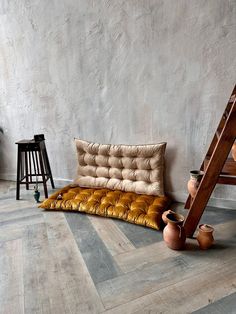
16 137 55 200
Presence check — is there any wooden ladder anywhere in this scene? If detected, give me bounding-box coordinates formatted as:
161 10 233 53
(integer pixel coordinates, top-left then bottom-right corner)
184 84 236 237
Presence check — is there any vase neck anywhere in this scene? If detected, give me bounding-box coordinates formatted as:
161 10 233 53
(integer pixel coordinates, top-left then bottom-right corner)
190 174 202 181
167 220 183 227
190 170 204 181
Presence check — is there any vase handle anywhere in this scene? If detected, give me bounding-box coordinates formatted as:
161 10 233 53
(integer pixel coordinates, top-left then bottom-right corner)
178 225 182 238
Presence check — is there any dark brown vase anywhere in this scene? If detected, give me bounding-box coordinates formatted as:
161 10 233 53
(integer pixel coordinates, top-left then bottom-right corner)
187 170 204 198
163 212 186 250
196 224 214 250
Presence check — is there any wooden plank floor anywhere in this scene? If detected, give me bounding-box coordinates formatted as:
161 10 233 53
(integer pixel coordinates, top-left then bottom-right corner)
0 180 236 314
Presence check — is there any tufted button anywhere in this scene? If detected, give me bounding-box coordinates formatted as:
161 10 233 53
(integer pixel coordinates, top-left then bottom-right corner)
108 156 124 168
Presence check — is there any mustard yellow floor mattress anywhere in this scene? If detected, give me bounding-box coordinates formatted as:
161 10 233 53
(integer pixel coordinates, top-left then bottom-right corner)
39 185 171 230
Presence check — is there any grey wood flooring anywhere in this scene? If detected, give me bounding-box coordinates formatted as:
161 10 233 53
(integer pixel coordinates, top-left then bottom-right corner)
0 180 236 314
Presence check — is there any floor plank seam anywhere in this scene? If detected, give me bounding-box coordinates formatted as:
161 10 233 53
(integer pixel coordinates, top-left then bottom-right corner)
95 254 236 310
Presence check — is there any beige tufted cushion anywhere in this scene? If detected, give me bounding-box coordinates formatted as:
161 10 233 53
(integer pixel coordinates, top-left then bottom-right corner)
74 138 167 196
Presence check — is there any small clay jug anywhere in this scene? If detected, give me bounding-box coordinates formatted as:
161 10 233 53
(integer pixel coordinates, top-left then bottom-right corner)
231 142 236 161
163 212 186 250
196 224 214 250
187 170 204 198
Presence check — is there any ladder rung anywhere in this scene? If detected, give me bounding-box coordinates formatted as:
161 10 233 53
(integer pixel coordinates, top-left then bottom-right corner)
223 113 228 120
216 129 221 139
218 175 236 185
223 102 234 120
229 94 236 104
204 157 236 175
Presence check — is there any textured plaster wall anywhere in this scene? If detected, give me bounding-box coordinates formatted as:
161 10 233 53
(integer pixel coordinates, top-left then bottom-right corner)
0 0 236 206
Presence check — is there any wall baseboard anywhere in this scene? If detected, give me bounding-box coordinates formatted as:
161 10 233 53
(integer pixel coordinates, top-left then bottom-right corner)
54 178 74 187
168 191 236 210
0 174 235 209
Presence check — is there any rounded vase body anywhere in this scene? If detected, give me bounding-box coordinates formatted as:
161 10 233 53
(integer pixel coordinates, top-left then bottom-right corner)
163 212 186 250
196 224 214 250
187 170 204 198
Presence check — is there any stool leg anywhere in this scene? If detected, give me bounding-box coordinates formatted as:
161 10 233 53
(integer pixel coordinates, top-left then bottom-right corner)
38 151 48 198
16 147 21 200
25 151 29 190
45 150 55 189
41 142 55 189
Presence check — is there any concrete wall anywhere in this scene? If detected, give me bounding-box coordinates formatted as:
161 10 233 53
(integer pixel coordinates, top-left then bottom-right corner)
0 0 236 207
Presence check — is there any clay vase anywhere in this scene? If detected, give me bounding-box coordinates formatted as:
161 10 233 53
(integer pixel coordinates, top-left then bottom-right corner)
187 170 204 198
196 224 214 250
163 212 186 250
231 142 236 161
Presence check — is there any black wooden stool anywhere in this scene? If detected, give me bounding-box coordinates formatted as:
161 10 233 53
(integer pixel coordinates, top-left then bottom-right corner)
16 136 55 200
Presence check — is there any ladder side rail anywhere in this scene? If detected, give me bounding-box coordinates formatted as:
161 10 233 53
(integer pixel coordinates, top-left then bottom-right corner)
202 85 235 157
184 85 236 209
184 103 236 237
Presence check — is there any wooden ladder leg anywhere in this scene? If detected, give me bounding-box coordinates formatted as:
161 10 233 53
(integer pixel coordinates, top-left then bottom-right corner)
184 111 236 237
184 195 191 209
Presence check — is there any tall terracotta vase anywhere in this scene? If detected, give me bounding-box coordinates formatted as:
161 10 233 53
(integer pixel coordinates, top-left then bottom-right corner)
196 224 214 249
187 170 204 198
232 142 236 161
163 212 186 250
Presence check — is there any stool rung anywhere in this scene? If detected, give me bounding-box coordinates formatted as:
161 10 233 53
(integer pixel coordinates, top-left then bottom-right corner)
19 180 50 185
